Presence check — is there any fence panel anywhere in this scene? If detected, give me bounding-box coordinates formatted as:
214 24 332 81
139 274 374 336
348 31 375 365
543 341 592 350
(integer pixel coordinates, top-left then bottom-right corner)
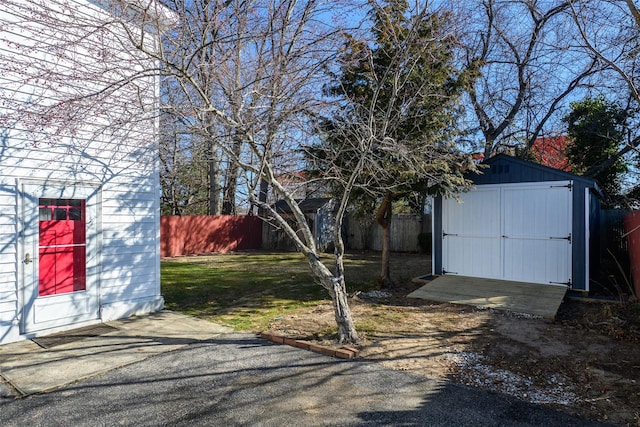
348 214 430 252
600 209 628 256
161 215 262 257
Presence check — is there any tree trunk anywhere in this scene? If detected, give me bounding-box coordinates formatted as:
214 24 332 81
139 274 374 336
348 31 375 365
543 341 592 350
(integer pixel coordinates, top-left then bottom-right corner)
306 252 359 343
221 134 243 215
376 192 393 288
208 147 221 215
221 173 238 215
328 277 358 343
483 138 494 160
257 177 269 217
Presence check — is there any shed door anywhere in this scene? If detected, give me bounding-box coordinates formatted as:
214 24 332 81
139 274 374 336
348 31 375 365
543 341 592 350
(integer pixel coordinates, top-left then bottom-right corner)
21 183 100 334
442 187 502 278
442 181 572 286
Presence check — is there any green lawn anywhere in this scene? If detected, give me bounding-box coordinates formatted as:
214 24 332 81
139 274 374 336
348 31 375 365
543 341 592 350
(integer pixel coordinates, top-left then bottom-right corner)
161 251 430 330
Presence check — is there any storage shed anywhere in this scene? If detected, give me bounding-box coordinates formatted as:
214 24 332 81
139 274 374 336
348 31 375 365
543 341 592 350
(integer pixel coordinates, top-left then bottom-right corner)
432 154 600 293
267 198 336 252
0 0 173 345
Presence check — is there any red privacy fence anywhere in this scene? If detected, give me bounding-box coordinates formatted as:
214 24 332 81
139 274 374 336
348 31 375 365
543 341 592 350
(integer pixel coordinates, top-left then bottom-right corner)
624 211 640 298
160 215 263 257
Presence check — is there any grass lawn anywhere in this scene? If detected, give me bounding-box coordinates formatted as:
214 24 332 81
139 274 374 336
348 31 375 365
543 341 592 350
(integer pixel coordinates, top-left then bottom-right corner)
161 251 430 331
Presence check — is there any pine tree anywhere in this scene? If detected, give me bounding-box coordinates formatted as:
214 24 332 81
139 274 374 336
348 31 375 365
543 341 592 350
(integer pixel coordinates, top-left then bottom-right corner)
312 0 473 287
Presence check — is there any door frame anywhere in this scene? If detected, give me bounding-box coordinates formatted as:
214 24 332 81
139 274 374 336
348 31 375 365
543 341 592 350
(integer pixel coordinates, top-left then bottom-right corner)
18 178 102 335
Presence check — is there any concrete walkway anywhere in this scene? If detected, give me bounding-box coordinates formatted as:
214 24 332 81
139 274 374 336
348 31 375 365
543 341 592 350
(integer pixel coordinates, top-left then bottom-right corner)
0 311 232 395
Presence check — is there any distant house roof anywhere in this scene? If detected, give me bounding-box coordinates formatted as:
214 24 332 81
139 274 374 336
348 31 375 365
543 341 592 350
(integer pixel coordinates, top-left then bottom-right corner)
273 198 332 214
471 152 485 163
470 136 571 171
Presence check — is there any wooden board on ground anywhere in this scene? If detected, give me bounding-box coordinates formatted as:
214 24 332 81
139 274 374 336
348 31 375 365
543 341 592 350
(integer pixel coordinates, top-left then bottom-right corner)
407 275 567 319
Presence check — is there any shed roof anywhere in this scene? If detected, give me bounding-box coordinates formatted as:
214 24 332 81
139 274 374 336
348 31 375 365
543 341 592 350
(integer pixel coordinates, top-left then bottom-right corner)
469 154 600 192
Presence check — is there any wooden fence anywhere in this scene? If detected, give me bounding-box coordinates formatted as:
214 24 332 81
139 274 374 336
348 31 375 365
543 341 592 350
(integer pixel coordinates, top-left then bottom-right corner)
346 214 431 252
160 215 262 257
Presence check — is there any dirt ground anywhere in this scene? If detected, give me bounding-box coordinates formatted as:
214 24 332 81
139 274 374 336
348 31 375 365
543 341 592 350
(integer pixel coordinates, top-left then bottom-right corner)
266 283 640 426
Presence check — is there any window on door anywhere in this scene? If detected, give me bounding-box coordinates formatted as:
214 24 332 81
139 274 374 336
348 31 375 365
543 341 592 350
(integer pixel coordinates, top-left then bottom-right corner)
38 198 87 296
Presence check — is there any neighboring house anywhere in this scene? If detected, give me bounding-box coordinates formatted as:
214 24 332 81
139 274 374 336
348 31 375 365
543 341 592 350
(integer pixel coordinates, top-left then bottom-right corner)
471 152 485 164
265 198 336 252
273 172 328 203
433 154 601 294
0 1 174 345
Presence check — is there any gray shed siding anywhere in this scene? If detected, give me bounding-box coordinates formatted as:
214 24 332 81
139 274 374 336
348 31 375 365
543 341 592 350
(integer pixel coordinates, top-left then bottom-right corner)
433 155 599 292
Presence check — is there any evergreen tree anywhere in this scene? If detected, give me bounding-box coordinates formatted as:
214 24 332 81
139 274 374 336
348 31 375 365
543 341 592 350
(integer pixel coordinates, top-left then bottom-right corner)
564 97 630 206
311 0 474 287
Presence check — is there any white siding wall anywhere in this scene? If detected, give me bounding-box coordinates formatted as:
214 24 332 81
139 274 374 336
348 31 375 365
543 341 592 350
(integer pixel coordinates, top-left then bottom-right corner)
0 191 18 331
0 0 165 343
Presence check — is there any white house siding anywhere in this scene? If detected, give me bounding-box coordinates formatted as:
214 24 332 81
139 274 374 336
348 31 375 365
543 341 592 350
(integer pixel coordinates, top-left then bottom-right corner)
0 0 169 344
0 192 18 333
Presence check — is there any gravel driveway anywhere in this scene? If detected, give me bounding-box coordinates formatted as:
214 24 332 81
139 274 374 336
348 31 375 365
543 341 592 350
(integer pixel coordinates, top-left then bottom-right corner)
0 333 609 426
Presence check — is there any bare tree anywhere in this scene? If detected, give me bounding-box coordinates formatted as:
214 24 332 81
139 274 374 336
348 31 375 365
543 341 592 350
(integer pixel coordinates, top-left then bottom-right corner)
449 0 601 158
155 0 476 337
159 110 211 215
567 0 640 181
1 0 363 342
148 0 366 342
162 0 344 216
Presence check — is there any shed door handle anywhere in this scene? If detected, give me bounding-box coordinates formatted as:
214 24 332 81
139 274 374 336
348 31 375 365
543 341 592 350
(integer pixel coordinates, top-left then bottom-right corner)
24 253 32 264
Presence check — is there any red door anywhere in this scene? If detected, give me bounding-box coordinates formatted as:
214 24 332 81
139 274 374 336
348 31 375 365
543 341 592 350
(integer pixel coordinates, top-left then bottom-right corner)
38 199 87 296
21 183 100 334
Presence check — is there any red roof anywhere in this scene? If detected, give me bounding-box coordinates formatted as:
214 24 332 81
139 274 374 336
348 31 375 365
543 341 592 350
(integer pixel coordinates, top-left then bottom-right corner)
471 152 485 163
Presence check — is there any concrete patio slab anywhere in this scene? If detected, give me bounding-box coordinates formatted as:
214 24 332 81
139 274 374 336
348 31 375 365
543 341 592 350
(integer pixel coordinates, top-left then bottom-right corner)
408 275 567 318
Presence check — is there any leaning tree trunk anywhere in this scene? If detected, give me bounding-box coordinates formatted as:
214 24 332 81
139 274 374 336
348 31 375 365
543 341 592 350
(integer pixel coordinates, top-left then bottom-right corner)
253 160 359 343
327 275 358 343
306 252 359 343
376 192 393 288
